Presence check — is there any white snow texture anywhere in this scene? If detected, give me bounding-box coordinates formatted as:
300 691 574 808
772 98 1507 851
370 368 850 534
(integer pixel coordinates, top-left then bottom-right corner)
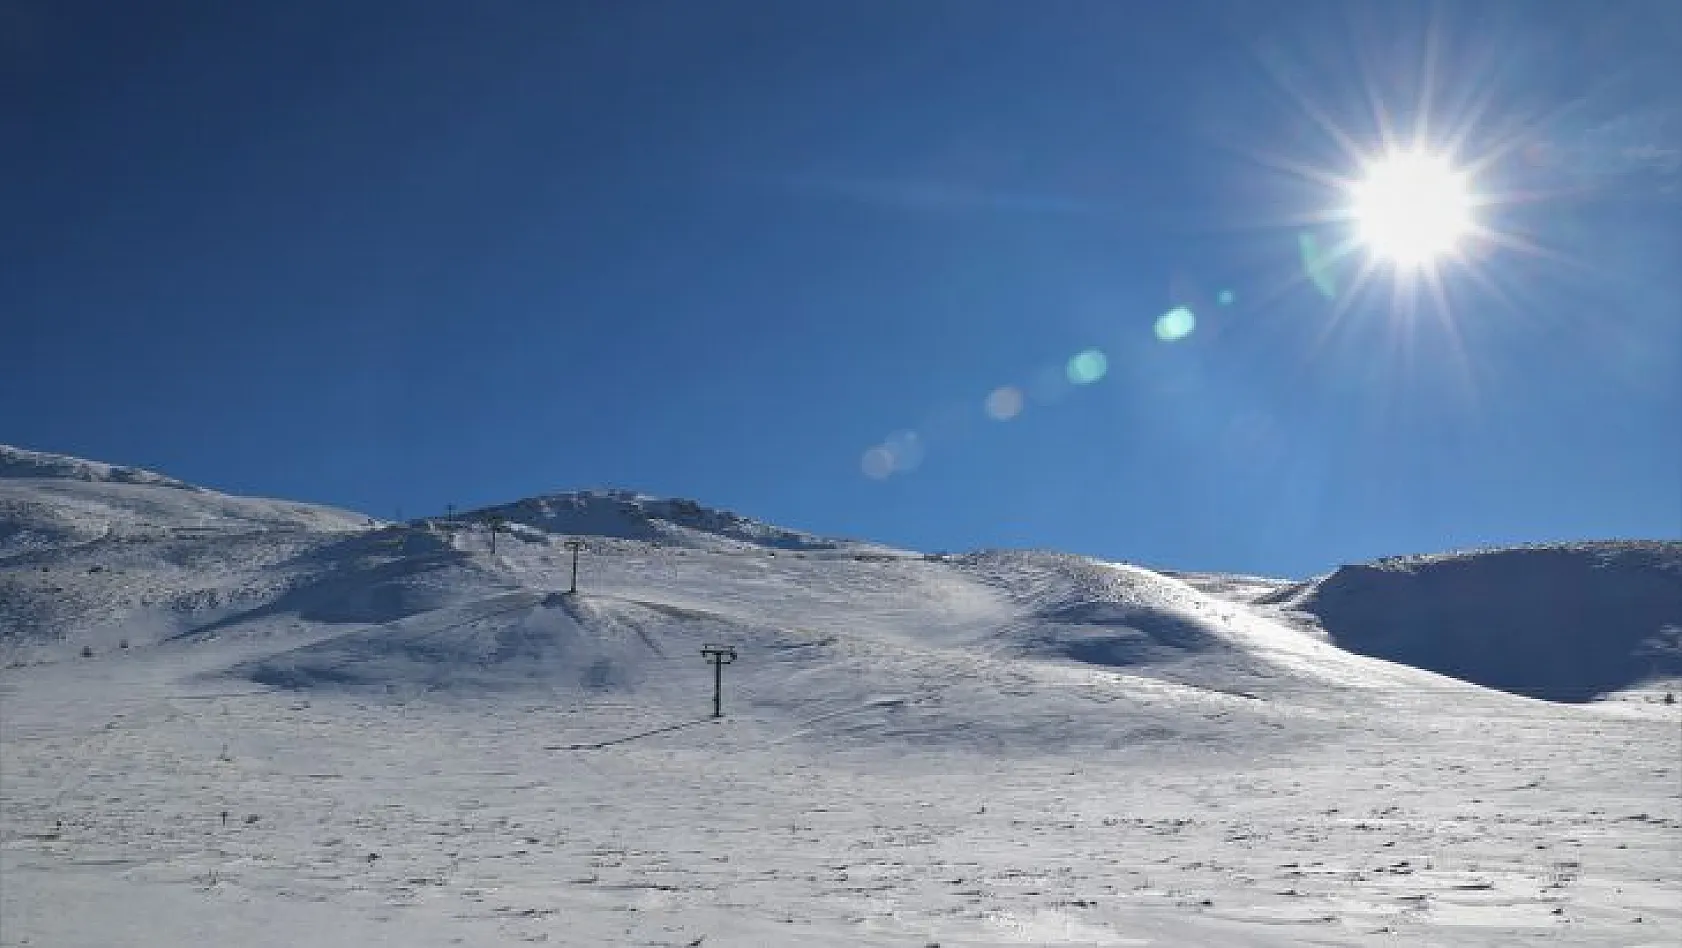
1 443 1677 946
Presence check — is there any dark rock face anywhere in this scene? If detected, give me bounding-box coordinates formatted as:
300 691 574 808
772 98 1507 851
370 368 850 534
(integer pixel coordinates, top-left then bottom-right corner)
1299 543 1682 701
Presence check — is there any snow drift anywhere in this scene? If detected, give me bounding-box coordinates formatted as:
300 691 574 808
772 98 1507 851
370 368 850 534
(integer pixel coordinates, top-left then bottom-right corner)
1289 542 1682 701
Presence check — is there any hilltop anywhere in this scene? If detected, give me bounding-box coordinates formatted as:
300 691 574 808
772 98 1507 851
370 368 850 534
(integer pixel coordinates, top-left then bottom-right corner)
2 445 1677 945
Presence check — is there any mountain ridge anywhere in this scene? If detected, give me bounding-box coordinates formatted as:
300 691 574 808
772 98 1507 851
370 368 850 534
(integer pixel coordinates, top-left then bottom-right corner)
3 444 1678 705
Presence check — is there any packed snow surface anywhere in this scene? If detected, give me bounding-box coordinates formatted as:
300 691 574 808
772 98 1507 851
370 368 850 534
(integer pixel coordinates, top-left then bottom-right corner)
2 446 1678 946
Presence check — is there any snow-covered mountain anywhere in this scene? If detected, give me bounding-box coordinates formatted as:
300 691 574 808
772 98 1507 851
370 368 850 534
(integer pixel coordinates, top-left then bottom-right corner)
0 446 374 652
0 444 200 490
470 489 900 554
3 446 1678 946
4 445 1675 705
1279 543 1682 702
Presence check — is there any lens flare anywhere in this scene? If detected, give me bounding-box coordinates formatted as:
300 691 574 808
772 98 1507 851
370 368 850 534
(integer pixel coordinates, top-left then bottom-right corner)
1065 349 1108 385
861 446 895 480
985 386 1024 421
1154 307 1197 342
884 430 925 472
1298 233 1339 300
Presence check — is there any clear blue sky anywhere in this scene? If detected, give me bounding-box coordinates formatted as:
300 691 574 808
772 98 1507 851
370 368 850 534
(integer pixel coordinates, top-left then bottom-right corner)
4 0 1678 576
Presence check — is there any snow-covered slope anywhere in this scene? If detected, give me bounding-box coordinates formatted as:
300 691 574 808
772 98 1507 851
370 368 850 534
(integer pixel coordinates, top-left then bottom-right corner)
1 445 1457 747
1281 542 1682 701
0 447 374 654
5 445 1673 710
470 489 900 553
3 446 1678 946
0 443 199 489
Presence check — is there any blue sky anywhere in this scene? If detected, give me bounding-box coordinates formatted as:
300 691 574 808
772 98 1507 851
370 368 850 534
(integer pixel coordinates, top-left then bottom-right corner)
3 0 1678 576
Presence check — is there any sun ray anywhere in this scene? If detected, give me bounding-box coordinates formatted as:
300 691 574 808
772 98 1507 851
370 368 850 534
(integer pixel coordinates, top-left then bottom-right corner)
1414 12 1437 148
1473 225 1602 277
1208 4 1642 420
1297 242 1383 366
1251 41 1377 172
1242 147 1361 195
1351 21 1403 158
1418 261 1484 412
1452 253 1526 318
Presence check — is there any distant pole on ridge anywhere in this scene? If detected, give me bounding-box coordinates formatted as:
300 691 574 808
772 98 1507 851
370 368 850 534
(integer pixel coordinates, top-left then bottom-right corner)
701 644 737 718
565 539 583 594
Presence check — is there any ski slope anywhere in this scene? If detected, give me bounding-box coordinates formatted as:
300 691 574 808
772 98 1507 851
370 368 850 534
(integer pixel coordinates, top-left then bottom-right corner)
2 446 1678 946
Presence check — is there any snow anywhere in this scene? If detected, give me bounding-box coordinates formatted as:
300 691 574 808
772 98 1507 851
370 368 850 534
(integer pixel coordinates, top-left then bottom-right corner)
2 446 1679 946
1287 543 1682 701
474 490 902 555
0 444 199 491
0 465 373 661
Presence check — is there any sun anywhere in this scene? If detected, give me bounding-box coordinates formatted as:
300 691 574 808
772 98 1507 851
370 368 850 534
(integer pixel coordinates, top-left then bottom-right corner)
1349 151 1473 268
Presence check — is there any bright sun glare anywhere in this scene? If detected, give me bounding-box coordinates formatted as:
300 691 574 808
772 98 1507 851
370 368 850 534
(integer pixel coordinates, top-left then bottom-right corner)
1350 152 1472 268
